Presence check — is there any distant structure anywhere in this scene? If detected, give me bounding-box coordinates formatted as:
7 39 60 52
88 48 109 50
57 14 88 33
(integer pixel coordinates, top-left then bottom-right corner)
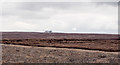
44 30 52 33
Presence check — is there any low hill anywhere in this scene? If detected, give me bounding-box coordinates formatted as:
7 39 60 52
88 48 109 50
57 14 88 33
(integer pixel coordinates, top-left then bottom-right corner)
1 32 119 40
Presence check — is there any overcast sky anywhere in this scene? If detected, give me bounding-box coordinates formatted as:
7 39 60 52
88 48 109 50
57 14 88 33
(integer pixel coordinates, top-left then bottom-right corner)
1 2 118 34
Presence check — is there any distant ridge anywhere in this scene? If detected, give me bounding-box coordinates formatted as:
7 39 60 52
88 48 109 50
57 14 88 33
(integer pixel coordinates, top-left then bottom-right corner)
1 32 119 40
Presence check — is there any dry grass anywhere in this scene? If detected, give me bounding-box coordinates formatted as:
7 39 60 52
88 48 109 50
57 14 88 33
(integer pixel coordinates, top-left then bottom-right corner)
2 44 119 63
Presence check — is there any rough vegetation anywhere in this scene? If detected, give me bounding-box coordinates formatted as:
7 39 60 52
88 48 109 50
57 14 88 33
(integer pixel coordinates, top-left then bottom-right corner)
1 32 120 63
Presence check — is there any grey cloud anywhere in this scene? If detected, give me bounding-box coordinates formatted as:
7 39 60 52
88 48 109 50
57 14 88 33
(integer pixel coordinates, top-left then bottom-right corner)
17 2 118 11
1 2 118 34
2 0 120 2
